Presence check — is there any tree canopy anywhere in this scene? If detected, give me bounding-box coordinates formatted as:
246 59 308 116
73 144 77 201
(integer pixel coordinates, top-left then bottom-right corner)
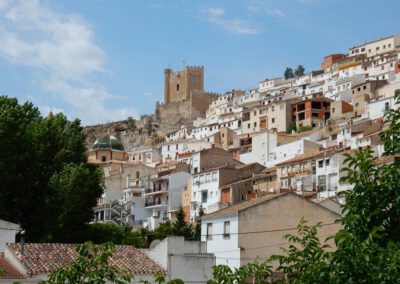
0 96 103 242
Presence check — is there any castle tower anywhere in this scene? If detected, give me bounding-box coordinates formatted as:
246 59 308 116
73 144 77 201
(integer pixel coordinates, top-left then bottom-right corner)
164 68 172 104
163 66 204 104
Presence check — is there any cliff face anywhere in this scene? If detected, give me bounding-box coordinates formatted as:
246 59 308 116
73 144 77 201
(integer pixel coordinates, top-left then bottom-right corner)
83 116 160 151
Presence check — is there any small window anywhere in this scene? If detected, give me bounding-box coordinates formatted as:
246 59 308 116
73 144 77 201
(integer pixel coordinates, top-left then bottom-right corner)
363 86 366 90
176 84 180 91
248 123 251 129
318 160 323 168
332 108 335 113
207 223 213 240
272 118 275 123
224 221 231 239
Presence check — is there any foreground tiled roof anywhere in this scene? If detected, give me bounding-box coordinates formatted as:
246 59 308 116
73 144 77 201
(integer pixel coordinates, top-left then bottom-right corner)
0 253 25 279
6 243 165 277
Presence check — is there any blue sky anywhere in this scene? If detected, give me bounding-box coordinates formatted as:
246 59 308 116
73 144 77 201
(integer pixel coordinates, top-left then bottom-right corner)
0 0 399 125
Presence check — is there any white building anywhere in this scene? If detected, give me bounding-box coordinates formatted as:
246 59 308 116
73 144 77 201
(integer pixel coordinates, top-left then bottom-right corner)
239 131 278 166
127 146 162 166
144 171 191 230
265 139 321 168
202 214 240 268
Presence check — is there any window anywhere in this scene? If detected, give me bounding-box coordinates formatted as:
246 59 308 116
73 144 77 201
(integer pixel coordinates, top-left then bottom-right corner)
272 118 275 123
325 159 330 166
201 191 208 203
135 171 140 179
332 108 335 113
385 102 390 111
363 85 366 90
176 84 180 91
176 144 178 150
254 122 257 128
248 123 251 129
101 156 106 162
224 221 231 239
207 223 213 240
318 160 323 168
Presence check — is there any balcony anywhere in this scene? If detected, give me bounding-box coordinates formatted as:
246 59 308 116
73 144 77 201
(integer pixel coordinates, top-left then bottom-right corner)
145 199 166 208
145 187 168 195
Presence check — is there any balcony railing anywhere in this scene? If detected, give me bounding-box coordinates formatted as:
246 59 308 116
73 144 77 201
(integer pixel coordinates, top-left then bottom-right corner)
145 200 163 207
145 188 166 194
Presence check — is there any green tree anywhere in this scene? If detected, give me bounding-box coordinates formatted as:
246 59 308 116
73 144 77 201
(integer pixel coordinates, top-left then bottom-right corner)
172 207 192 238
41 242 133 284
294 65 305 77
208 260 272 284
0 96 103 242
86 223 147 247
283 68 294 80
271 219 331 283
49 164 103 242
286 121 297 134
140 273 184 284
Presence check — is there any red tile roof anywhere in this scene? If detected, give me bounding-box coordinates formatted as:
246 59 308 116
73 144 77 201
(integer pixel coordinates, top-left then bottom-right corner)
0 253 25 279
6 243 165 277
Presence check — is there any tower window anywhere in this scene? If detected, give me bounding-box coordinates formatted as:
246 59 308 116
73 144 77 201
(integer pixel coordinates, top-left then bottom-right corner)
176 84 180 91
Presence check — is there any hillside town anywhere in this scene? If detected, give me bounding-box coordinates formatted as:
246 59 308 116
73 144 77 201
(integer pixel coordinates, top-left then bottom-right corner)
1 34 400 283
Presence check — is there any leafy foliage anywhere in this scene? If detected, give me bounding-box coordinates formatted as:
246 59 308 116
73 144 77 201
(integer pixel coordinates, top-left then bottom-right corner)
297 125 313 133
286 121 297 134
284 68 294 80
271 219 331 283
140 273 184 284
208 260 272 284
294 65 305 77
86 223 147 248
0 96 103 242
172 207 192 239
41 242 132 284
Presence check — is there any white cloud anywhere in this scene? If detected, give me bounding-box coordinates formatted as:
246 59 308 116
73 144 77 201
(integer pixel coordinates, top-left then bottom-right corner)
247 1 286 17
266 8 285 17
0 0 137 124
200 7 261 35
42 79 136 125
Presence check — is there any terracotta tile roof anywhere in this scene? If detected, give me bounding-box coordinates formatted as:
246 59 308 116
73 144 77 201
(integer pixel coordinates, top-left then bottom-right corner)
6 243 165 277
0 253 25 279
203 193 284 220
276 151 324 166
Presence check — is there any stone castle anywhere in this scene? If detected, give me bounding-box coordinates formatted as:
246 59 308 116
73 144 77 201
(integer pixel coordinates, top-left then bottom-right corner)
84 65 219 149
155 66 219 135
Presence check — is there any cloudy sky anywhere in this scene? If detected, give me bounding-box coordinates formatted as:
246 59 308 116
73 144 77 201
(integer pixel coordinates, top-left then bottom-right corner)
0 0 399 125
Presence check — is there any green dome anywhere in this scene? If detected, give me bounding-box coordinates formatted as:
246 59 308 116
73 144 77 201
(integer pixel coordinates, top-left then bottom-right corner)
91 135 124 151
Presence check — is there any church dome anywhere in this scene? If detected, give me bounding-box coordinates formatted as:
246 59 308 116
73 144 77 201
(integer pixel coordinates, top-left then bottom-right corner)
91 135 124 151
